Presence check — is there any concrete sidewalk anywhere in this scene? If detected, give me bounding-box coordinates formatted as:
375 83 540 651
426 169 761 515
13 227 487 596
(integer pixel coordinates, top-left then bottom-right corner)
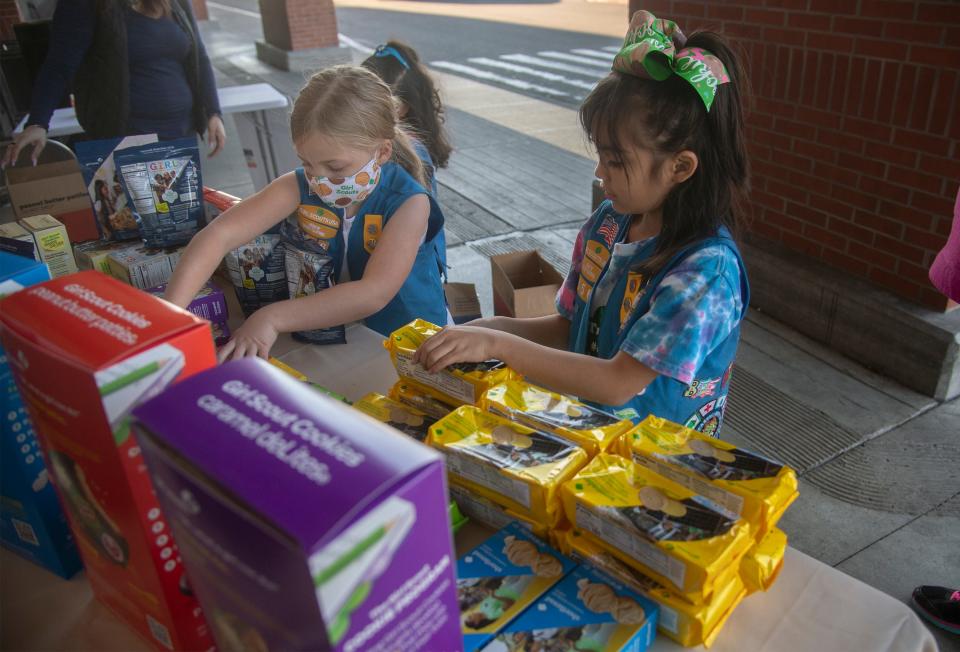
196 18 959 651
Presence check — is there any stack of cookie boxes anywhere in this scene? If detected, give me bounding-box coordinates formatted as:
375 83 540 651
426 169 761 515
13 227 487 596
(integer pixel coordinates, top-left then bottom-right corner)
380 319 799 648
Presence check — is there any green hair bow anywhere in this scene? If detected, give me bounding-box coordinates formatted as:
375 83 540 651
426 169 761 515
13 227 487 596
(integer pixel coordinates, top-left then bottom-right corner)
613 10 730 111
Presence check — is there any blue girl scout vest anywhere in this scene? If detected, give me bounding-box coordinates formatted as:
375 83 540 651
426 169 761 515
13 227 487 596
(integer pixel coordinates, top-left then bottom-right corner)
567 201 750 438
281 161 448 337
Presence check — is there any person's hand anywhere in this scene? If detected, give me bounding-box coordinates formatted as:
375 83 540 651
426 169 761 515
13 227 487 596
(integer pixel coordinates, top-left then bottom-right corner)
2 125 47 169
217 309 277 363
205 114 226 158
412 325 505 373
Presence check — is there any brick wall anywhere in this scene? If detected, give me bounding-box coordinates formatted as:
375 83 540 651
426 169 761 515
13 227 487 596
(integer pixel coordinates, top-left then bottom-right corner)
1 0 21 40
259 0 338 52
192 0 208 21
630 0 960 310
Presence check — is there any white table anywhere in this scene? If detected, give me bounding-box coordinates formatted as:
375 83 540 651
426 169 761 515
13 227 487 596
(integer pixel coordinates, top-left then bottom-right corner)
0 327 939 652
13 83 292 188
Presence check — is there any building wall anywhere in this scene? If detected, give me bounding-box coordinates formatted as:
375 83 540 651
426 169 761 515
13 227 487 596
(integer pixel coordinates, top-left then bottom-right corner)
630 0 960 310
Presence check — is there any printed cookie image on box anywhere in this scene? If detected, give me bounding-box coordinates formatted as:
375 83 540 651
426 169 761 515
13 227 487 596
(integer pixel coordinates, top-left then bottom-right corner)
458 521 576 651
480 564 658 652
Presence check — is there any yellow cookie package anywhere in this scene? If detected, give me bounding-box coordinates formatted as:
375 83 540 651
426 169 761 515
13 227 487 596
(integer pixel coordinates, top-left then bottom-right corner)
449 484 549 540
389 380 458 421
740 527 787 595
561 454 753 604
481 380 632 456
556 529 746 648
620 415 798 540
430 406 588 526
353 393 433 443
384 319 518 405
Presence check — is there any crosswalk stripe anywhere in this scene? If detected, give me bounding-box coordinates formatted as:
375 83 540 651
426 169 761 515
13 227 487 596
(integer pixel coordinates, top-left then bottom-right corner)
538 51 613 68
430 61 571 97
571 48 615 61
501 53 605 77
603 46 621 53
467 57 599 91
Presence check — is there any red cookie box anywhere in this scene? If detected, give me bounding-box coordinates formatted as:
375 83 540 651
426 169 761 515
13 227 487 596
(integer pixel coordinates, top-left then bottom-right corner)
0 271 216 651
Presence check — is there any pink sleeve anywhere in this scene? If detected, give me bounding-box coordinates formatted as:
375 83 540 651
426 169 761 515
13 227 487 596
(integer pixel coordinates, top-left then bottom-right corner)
929 185 960 303
556 223 589 319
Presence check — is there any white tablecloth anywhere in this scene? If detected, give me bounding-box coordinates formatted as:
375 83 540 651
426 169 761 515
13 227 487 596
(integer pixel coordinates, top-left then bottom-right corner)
1 328 938 652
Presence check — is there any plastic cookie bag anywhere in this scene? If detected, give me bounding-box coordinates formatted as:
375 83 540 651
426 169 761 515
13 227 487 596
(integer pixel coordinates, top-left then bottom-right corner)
430 406 588 527
384 319 518 405
284 246 346 345
353 393 433 443
740 527 787 594
114 138 204 248
482 380 632 456
389 380 459 421
621 415 798 539
561 454 752 604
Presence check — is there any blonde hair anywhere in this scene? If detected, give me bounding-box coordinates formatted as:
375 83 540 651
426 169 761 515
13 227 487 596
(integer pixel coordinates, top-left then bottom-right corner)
290 65 427 188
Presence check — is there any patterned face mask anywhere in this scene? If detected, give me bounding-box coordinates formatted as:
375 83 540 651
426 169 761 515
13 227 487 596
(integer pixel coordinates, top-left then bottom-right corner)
308 156 382 209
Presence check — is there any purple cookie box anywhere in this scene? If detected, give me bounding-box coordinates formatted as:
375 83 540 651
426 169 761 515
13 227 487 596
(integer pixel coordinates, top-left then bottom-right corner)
132 358 462 652
147 280 228 323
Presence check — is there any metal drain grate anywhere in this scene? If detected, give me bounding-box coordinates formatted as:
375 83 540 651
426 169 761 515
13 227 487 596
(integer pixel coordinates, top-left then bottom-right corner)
469 234 571 277
724 367 866 475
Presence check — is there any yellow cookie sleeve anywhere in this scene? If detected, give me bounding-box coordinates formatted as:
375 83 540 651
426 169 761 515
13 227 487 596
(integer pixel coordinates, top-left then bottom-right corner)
481 380 632 456
740 527 787 594
619 415 799 540
430 406 588 527
557 529 746 648
384 319 519 405
560 453 753 604
388 380 458 421
352 393 433 443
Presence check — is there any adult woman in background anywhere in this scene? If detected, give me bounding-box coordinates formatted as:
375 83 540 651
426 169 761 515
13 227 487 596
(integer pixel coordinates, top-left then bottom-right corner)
2 0 225 168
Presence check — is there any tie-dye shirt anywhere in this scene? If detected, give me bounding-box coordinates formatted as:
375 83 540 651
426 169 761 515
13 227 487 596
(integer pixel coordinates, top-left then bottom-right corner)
556 217 744 386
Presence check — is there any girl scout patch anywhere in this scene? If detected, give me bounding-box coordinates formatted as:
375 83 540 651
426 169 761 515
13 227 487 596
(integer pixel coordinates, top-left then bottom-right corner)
363 214 383 253
619 271 644 326
297 205 340 240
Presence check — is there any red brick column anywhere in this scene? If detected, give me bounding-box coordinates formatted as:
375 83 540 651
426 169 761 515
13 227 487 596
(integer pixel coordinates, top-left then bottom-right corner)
1 0 21 40
627 0 960 310
191 0 208 21
259 0 339 52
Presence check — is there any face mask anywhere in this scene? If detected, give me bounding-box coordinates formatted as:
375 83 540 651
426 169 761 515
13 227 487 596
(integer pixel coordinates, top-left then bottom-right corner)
308 156 382 209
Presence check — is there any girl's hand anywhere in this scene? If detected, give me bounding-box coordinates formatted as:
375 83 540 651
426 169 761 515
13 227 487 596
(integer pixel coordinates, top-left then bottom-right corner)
206 114 226 158
217 310 277 363
413 325 506 373
2 125 47 168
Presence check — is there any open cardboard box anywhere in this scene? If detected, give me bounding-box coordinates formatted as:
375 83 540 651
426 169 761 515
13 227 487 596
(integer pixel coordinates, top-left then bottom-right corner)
490 250 564 318
4 141 99 243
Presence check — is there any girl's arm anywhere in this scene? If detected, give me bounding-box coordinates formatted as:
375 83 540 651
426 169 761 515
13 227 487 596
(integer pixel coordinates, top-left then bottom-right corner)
164 172 300 307
413 326 657 406
467 314 570 350
220 194 431 360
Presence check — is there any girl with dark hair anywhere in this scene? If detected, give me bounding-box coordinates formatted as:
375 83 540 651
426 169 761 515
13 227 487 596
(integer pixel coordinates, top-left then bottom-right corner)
415 11 750 438
362 41 453 195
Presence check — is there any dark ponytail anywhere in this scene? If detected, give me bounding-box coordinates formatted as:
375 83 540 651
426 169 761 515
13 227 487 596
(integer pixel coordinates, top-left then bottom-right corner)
363 41 453 168
580 30 749 277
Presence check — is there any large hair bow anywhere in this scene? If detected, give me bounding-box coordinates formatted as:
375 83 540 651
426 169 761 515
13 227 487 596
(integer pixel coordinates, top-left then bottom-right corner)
612 10 730 111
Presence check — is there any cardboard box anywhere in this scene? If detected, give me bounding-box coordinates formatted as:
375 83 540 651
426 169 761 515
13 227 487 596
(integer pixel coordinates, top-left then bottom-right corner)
18 214 78 278
0 221 38 260
132 358 463 652
0 271 217 651
458 521 576 651
0 253 82 579
5 154 100 243
444 282 482 324
480 564 659 652
108 245 183 290
490 251 564 318
74 239 141 274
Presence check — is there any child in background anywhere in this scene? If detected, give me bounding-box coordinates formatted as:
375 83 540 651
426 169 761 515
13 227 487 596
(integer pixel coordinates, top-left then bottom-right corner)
362 41 453 196
414 11 750 438
165 65 449 361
